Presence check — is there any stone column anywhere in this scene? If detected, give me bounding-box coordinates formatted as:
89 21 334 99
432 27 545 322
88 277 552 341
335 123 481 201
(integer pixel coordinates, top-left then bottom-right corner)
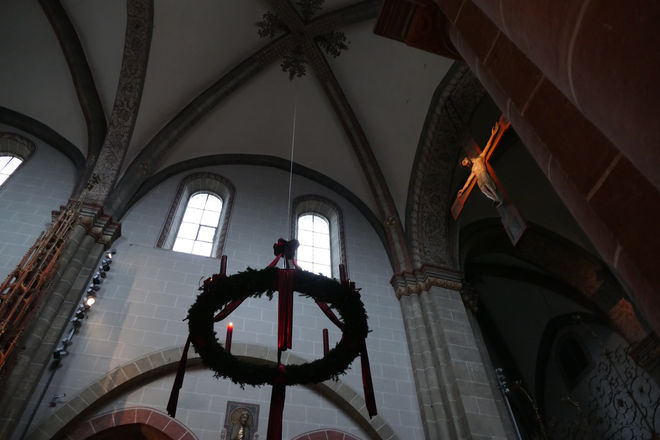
0 209 120 440
393 266 512 439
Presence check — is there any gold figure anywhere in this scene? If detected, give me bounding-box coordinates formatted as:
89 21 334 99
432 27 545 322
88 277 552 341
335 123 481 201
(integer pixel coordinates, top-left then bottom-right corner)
230 409 251 440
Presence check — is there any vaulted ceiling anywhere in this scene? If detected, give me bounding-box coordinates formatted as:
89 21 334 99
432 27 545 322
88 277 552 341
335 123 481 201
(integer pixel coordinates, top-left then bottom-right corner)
0 0 453 221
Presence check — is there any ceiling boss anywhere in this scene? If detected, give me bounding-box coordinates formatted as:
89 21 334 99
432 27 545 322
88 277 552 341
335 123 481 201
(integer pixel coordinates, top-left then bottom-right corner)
256 0 350 79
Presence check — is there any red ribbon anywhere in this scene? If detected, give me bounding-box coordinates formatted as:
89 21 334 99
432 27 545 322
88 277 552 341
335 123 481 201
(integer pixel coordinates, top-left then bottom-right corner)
360 340 377 417
277 269 295 350
167 294 245 417
166 335 191 417
266 364 287 440
315 301 344 330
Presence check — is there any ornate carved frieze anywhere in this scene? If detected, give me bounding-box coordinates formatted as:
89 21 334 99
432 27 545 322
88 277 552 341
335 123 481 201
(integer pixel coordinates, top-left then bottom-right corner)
86 0 153 204
406 63 485 268
390 264 462 299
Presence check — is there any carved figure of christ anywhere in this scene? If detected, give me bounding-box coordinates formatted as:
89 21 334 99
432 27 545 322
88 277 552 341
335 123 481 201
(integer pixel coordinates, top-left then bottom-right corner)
451 114 527 245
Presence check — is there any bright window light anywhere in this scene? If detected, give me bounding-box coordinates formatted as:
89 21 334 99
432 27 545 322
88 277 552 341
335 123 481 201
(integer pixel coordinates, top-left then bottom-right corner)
0 155 23 187
297 213 331 276
173 193 222 257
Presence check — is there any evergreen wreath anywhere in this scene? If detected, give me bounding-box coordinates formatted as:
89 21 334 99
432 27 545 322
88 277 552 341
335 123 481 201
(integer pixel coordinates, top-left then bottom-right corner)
187 266 369 386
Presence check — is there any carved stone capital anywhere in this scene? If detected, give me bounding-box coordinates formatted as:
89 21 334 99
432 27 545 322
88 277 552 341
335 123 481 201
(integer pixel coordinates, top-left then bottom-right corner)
52 203 121 247
391 264 462 299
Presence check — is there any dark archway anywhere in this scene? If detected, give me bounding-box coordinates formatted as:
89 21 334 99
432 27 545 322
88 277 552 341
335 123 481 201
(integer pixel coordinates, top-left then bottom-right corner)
87 423 174 440
65 407 196 440
460 219 649 345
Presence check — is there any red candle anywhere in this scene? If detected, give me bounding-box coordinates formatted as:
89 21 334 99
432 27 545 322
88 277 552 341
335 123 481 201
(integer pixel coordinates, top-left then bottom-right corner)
225 322 233 353
323 328 329 355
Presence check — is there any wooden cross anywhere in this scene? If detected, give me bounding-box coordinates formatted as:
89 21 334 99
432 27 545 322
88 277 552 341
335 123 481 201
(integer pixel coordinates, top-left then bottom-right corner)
451 114 527 245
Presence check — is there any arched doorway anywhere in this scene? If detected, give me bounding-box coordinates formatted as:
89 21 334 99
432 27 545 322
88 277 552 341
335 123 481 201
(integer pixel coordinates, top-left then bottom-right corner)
65 407 196 440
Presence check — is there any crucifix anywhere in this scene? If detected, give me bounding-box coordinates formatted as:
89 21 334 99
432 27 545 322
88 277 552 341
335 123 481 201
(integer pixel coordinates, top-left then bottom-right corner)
451 114 527 245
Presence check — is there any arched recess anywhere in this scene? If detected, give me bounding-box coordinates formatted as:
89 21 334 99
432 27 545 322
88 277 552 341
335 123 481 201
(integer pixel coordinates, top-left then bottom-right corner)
290 194 347 277
28 343 398 440
460 219 650 347
291 428 361 440
156 172 235 258
534 313 608 414
405 62 486 268
65 407 197 440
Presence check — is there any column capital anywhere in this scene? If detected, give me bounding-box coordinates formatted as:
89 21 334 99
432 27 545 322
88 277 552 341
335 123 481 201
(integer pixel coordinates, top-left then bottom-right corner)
390 264 462 298
52 202 121 248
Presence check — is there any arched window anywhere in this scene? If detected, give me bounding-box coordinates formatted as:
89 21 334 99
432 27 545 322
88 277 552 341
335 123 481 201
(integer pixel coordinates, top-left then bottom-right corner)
0 133 35 189
297 213 331 276
291 195 346 278
172 192 223 257
0 155 23 188
157 173 235 258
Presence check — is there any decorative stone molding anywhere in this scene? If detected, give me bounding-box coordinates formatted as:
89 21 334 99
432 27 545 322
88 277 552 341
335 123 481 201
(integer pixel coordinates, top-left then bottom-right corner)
52 203 121 247
405 63 486 268
0 132 36 158
291 429 361 440
86 0 153 204
65 407 197 440
390 265 462 299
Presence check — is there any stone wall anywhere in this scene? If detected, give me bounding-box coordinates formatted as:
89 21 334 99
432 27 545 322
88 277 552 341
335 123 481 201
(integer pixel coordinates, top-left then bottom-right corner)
0 127 76 274
16 165 422 440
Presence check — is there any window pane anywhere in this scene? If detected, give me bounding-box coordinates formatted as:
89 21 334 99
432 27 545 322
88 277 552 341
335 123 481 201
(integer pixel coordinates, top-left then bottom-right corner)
2 157 22 174
191 240 212 256
296 213 332 276
297 229 313 246
188 193 208 209
173 238 194 253
182 207 203 223
0 156 11 170
297 260 313 272
314 264 331 277
297 245 313 263
205 195 223 212
200 209 220 226
315 248 331 266
313 217 329 234
197 225 216 242
177 222 198 239
313 232 329 248
298 214 314 231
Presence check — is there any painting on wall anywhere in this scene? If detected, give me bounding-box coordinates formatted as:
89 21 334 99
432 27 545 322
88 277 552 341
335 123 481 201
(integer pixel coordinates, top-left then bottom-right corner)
222 400 260 440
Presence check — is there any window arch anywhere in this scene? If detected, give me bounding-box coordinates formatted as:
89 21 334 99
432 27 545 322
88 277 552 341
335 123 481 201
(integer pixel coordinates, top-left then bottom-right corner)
157 173 235 258
291 195 346 278
0 133 35 189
